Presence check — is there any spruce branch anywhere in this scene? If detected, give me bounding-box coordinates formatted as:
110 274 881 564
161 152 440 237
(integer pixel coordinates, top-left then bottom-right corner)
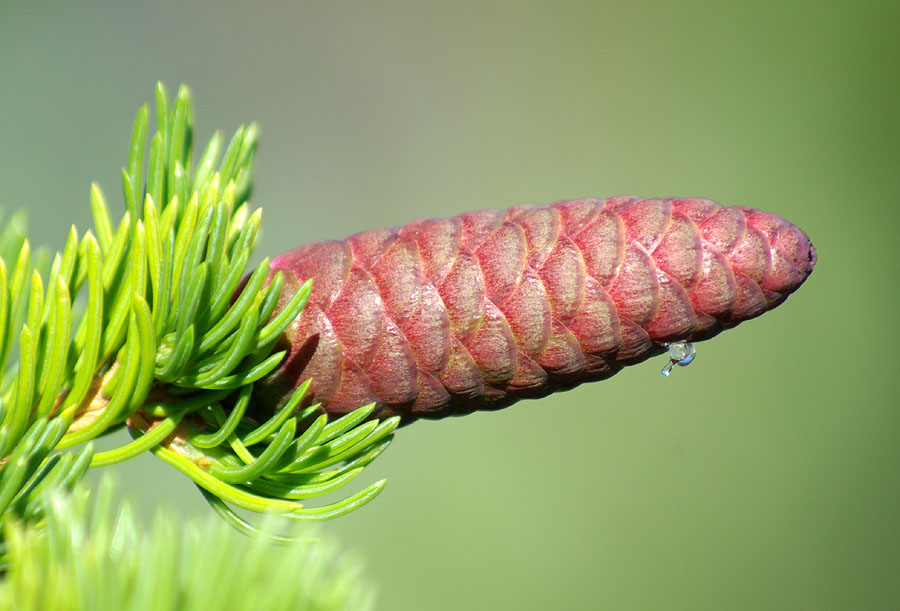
0 477 375 610
0 80 817 571
0 83 395 547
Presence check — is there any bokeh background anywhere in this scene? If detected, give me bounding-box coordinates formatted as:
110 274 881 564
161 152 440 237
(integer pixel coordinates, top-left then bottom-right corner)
2 1 898 608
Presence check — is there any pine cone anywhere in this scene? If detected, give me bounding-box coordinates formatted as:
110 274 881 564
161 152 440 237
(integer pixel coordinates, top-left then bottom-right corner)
256 197 816 422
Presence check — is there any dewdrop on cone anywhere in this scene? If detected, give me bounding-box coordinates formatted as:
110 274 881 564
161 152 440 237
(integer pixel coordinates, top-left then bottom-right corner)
254 196 816 423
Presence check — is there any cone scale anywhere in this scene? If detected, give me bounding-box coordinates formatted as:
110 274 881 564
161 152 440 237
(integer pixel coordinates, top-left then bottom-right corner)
256 197 816 423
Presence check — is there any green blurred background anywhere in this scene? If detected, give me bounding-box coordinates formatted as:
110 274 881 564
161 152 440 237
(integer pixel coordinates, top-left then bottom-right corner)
2 1 898 608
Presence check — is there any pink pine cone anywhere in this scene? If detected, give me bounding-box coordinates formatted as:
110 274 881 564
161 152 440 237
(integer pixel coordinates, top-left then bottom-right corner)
256 196 816 422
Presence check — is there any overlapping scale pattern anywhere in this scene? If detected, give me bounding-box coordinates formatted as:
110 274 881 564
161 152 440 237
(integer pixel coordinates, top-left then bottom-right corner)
256 197 816 422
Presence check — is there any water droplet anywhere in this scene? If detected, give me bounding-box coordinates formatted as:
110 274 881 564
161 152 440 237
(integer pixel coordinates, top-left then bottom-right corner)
660 341 696 377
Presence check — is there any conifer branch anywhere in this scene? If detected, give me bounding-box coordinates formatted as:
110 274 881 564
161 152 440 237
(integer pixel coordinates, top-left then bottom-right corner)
0 477 375 610
0 84 395 550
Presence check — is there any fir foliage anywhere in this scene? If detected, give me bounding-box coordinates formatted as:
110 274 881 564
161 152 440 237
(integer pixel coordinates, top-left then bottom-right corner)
0 84 396 551
0 477 375 610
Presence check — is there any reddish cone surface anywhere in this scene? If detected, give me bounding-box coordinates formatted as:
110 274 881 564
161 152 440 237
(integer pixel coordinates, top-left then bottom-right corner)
256 197 816 422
